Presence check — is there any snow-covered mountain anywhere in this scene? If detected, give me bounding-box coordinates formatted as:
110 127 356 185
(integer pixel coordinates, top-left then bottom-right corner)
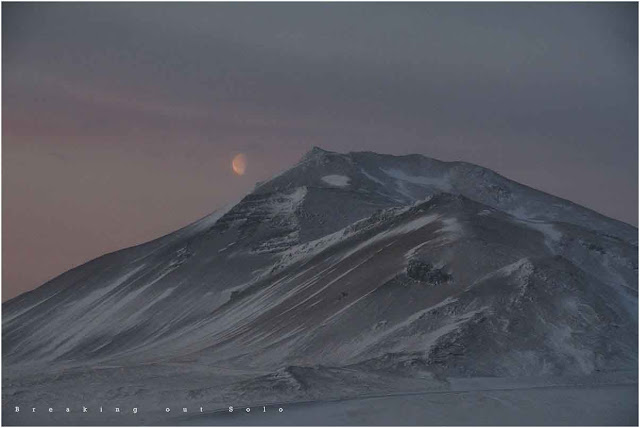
3 147 637 424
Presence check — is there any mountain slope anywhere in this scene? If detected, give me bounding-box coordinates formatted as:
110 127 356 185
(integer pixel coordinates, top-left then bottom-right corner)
3 148 637 423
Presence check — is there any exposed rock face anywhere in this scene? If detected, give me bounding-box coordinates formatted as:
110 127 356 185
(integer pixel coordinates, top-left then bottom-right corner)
406 259 451 285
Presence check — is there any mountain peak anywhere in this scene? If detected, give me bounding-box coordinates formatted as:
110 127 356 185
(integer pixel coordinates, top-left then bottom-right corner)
251 147 634 243
308 146 332 155
300 146 337 162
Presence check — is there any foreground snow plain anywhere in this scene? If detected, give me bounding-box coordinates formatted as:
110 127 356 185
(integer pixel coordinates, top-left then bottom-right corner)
5 373 637 425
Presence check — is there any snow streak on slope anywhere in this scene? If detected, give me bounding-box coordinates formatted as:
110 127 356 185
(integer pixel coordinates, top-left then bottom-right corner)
321 174 350 187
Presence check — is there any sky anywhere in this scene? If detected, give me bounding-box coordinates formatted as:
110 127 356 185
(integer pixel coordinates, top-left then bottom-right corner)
2 2 638 301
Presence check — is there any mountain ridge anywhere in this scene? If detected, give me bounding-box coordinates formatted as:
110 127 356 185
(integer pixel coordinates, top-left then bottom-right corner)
5 146 634 307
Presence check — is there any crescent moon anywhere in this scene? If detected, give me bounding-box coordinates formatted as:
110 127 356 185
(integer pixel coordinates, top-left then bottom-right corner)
232 153 247 176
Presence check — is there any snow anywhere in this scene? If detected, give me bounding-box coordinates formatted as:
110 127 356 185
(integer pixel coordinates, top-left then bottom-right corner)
218 241 236 252
404 241 433 259
192 383 637 426
321 174 350 187
5 374 635 426
274 204 417 274
403 217 461 258
515 218 562 251
440 217 462 235
547 323 595 374
497 258 533 277
328 297 462 360
529 222 562 243
360 169 386 185
278 253 378 317
268 187 307 214
274 228 348 273
386 307 487 355
341 214 440 261
467 258 533 292
381 168 453 196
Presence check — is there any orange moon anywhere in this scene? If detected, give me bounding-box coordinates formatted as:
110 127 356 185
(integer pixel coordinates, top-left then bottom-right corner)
232 153 247 176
